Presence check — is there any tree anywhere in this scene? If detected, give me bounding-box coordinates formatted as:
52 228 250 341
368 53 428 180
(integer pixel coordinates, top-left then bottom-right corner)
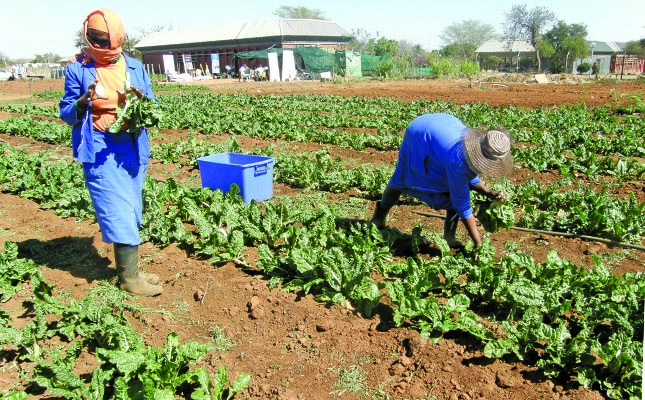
33 53 61 63
348 30 430 78
503 4 557 71
74 29 86 52
273 5 327 20
348 28 375 53
135 24 173 38
536 40 555 63
348 30 400 57
439 20 496 61
122 34 141 59
623 40 645 57
543 21 588 73
398 40 428 64
372 37 399 57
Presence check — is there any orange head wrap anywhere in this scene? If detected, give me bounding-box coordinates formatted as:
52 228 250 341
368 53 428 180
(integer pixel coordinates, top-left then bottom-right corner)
87 13 109 33
82 8 125 65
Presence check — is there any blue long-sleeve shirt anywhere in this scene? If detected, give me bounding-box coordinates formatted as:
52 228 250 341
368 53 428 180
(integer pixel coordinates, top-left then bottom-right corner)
389 113 482 219
59 54 156 164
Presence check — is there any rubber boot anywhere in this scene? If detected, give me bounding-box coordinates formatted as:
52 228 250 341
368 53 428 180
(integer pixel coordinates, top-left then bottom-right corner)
443 209 463 249
139 271 160 285
369 201 389 229
114 244 162 297
114 244 159 284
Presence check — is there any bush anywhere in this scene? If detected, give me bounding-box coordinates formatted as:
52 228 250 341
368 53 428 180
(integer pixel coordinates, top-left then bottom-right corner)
577 62 590 74
550 63 566 74
459 60 480 79
429 58 460 78
374 59 393 78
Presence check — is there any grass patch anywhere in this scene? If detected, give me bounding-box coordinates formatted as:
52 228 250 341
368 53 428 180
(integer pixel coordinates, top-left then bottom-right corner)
209 325 236 351
328 364 370 397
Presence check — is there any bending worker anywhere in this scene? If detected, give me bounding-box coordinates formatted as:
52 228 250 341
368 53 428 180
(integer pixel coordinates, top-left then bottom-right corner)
370 113 514 249
59 8 162 296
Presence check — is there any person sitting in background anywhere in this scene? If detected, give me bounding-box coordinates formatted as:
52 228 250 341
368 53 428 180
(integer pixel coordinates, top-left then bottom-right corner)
255 64 267 81
370 113 514 249
239 64 247 82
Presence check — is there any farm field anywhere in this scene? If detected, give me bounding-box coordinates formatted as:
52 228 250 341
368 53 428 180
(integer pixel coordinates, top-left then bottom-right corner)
0 76 644 400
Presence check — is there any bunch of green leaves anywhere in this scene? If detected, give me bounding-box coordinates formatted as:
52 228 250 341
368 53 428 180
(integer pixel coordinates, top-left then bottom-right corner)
515 179 645 243
473 192 515 233
152 83 210 93
108 87 163 134
183 365 251 400
609 90 645 114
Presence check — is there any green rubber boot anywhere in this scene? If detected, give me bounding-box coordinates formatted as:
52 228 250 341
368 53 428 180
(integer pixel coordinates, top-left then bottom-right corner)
139 271 160 285
114 244 162 297
114 244 159 284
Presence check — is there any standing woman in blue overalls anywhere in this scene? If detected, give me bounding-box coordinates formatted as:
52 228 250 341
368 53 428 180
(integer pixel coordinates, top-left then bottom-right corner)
60 8 162 296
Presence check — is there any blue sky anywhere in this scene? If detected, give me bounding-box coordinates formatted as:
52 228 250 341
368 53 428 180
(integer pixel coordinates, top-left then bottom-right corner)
1 0 644 60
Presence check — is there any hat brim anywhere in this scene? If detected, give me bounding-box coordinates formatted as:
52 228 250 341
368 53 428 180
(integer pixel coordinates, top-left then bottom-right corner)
463 129 513 178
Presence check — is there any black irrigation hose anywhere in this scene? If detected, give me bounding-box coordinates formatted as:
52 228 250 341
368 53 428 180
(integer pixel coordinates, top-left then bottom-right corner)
412 210 645 252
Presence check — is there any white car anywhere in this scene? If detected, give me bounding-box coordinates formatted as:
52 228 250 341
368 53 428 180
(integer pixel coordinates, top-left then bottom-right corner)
0 68 13 81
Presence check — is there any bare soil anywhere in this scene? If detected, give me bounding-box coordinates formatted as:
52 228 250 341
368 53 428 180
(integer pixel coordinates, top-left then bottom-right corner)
1 76 644 400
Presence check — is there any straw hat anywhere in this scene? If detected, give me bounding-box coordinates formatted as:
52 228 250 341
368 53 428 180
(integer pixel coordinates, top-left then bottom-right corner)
463 129 514 178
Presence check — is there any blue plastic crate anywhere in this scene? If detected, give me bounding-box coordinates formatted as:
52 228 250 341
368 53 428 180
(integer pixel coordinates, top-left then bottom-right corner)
197 153 275 204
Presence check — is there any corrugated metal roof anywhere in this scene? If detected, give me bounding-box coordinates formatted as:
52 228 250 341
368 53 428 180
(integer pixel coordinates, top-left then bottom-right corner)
477 39 534 53
136 19 351 49
588 41 624 53
477 39 628 55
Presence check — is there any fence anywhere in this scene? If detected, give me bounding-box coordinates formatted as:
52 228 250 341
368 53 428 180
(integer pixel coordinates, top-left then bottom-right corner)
11 64 65 80
611 55 645 74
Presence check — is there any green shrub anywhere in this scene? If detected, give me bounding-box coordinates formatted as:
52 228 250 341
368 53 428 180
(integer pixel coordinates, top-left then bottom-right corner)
577 62 591 74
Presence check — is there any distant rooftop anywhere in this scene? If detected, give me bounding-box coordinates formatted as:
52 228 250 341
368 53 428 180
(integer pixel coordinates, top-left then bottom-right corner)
587 41 626 53
478 38 630 54
477 38 535 53
136 19 352 50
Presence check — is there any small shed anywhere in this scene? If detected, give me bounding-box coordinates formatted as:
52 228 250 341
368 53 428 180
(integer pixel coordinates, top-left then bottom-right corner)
476 38 535 71
336 50 362 77
573 41 644 76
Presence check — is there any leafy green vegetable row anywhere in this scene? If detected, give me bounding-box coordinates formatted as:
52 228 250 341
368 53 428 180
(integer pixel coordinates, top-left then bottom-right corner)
0 141 643 398
2 133 644 243
4 92 645 156
387 237 644 400
150 137 645 243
